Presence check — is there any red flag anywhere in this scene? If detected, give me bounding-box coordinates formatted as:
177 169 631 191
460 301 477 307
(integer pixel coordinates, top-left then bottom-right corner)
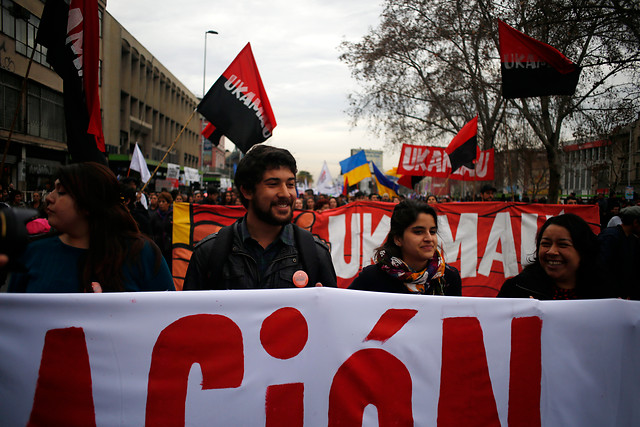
398 175 423 189
197 43 276 153
75 0 104 152
201 122 223 146
498 20 580 99
202 123 215 139
445 116 478 174
36 0 106 164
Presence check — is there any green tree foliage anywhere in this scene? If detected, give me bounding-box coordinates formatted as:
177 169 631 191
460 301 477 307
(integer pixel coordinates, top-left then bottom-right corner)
297 170 313 186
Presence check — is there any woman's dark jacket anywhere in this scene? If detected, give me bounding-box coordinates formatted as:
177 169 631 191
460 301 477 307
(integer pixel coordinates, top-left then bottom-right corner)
497 263 605 300
349 263 462 296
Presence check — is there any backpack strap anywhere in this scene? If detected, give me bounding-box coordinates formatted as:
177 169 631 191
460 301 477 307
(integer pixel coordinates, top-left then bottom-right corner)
204 223 235 286
292 225 320 287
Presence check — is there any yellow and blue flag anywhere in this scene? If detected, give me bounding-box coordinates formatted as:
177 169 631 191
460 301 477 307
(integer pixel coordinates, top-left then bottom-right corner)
339 150 371 186
371 161 399 198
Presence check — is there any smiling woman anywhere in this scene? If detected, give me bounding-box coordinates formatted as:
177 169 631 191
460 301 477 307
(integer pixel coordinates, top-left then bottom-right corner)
349 200 461 296
498 214 605 300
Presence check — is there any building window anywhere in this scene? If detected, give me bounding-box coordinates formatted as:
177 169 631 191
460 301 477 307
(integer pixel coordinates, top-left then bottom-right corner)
98 8 102 38
14 9 25 54
10 3 48 67
120 131 129 150
1 0 16 37
0 68 22 132
26 81 65 141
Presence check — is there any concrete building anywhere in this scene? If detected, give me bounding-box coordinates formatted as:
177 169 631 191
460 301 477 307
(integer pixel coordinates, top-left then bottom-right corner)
0 0 207 193
562 119 640 199
491 118 640 201
348 148 384 195
351 148 383 171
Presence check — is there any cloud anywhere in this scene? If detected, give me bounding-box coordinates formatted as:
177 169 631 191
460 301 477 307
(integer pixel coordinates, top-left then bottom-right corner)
107 0 399 182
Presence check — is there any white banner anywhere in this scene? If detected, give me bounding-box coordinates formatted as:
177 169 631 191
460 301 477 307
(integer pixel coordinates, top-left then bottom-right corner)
183 167 200 184
0 290 638 426
167 163 180 180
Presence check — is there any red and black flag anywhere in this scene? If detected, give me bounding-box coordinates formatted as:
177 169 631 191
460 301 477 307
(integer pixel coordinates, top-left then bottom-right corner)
398 175 423 190
445 116 478 174
498 20 580 99
197 43 276 153
36 0 106 164
201 122 223 147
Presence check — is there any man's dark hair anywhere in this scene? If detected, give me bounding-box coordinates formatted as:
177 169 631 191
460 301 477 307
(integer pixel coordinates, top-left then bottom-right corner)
121 177 138 189
620 206 640 225
121 186 137 205
234 145 297 208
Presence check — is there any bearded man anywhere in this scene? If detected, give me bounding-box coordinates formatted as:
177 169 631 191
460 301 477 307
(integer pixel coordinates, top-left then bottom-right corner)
184 145 336 290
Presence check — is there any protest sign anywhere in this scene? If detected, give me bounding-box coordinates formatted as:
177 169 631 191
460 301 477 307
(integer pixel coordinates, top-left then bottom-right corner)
0 290 637 426
172 202 598 296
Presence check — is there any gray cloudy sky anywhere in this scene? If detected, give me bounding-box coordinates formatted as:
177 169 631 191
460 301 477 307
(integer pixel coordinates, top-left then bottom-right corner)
106 0 401 181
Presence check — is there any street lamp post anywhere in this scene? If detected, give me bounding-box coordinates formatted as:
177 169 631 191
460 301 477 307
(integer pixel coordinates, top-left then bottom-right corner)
200 30 218 179
203 30 218 98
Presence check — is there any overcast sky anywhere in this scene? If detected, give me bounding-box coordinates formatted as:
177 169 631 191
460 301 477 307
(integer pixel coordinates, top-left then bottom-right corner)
106 0 400 182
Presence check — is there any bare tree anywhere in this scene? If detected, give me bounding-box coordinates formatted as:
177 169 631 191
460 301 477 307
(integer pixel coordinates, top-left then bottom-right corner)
504 0 640 201
340 0 505 150
340 0 640 202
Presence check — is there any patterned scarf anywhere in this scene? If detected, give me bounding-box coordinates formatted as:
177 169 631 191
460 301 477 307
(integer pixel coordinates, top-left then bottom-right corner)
378 248 447 294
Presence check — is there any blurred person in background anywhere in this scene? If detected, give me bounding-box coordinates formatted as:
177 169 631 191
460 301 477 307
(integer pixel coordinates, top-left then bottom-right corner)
150 191 174 271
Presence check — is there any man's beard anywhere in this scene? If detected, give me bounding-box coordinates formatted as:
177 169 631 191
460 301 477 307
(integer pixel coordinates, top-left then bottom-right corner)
252 198 294 226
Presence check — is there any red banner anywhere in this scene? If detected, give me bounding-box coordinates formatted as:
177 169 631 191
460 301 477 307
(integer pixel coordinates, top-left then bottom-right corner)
397 144 494 181
172 202 598 296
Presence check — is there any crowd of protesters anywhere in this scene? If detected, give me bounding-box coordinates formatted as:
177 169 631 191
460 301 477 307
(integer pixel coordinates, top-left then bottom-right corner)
1 152 639 300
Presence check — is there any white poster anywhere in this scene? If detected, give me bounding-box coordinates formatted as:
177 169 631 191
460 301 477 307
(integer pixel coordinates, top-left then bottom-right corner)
183 167 200 184
167 163 180 180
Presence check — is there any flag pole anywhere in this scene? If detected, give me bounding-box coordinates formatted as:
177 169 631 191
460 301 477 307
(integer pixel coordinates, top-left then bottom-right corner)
140 108 197 193
0 45 37 182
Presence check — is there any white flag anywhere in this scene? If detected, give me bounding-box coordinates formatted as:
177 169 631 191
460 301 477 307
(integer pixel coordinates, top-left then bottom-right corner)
129 143 151 183
316 161 339 196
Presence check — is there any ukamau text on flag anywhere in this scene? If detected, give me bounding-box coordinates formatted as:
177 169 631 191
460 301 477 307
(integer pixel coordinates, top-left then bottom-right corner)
498 20 580 99
197 43 276 153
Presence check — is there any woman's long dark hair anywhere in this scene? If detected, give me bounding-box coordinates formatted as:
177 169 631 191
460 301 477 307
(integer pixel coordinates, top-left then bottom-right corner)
57 162 161 292
530 213 601 293
374 200 438 263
